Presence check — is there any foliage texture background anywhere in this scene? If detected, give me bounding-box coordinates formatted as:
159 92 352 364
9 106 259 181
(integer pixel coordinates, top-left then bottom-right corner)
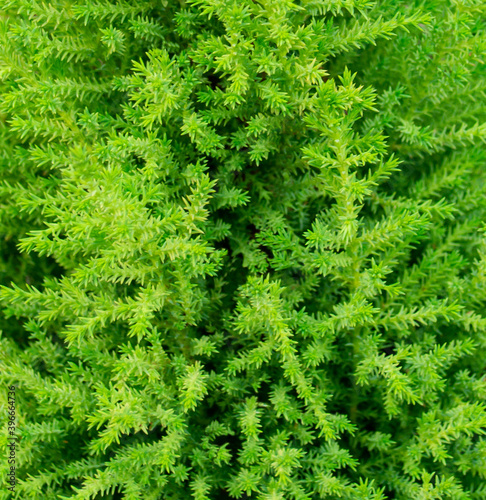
1 0 486 498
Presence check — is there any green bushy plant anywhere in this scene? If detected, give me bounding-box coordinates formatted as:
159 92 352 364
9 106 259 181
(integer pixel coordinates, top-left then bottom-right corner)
1 0 486 498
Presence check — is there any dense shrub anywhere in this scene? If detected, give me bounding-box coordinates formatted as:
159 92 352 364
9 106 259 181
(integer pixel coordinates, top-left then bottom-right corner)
1 0 486 498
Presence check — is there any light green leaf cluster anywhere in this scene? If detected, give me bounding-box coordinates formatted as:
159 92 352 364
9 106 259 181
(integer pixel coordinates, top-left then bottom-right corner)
0 0 485 498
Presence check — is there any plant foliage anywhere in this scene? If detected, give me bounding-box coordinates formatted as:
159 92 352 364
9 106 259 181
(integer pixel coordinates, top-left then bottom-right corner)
1 0 486 498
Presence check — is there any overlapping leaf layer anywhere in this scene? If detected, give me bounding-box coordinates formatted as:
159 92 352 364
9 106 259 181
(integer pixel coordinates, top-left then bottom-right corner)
1 0 486 498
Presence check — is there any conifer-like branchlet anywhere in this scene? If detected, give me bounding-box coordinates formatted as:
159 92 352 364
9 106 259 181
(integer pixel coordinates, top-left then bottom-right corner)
1 0 486 499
